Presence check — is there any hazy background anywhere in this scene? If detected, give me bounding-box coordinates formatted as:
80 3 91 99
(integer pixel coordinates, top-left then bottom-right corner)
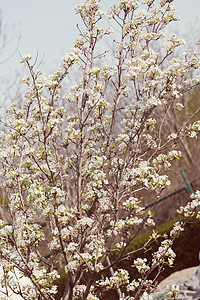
0 0 199 93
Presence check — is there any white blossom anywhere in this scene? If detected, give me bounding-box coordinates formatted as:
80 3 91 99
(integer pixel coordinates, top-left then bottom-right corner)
0 0 200 298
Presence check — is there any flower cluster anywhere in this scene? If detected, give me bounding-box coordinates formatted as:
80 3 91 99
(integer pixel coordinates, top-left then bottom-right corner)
178 191 200 218
152 239 176 267
133 258 150 274
97 269 130 289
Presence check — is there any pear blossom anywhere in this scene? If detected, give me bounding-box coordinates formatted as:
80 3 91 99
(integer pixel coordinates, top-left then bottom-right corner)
0 0 199 299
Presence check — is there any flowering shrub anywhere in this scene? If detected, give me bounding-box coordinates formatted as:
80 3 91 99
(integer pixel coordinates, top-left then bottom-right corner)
0 0 200 299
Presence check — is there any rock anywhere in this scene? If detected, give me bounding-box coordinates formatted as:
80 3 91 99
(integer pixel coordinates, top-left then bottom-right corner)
153 266 200 299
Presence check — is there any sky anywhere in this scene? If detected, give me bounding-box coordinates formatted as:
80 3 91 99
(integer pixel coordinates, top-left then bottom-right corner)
0 0 200 86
